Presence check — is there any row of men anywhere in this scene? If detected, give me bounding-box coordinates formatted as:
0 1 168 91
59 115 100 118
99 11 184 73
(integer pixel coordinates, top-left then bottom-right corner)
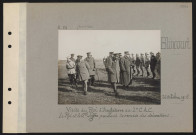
103 51 161 96
66 51 160 96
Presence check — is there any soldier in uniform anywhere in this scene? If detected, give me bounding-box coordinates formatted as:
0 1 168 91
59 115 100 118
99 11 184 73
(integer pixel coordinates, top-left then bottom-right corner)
150 52 157 79
115 53 121 83
105 52 114 82
70 53 76 62
135 54 141 76
66 58 77 87
118 53 123 84
84 52 96 86
76 55 90 95
155 52 161 79
144 53 150 77
120 51 131 88
140 53 145 76
130 53 136 75
107 53 120 96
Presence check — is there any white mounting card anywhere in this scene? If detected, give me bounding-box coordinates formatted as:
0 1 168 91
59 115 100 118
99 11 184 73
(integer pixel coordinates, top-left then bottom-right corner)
3 3 192 133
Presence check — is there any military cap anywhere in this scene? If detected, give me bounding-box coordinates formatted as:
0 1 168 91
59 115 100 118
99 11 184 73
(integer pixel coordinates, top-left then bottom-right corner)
109 52 114 54
124 51 130 55
71 53 74 56
114 53 119 56
87 52 91 55
77 55 83 57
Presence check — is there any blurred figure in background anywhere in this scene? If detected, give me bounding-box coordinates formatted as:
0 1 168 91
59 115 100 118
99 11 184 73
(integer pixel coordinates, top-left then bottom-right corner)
115 53 121 84
140 53 145 77
135 54 141 76
144 53 150 77
155 52 161 79
66 58 77 87
130 53 136 75
76 55 90 95
150 52 157 79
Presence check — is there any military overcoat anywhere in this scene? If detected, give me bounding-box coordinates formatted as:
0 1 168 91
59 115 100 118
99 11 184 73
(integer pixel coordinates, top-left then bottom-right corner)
76 60 90 81
84 57 96 76
120 56 131 86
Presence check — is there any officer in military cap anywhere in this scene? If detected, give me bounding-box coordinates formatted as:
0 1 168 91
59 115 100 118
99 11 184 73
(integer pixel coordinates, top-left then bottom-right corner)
70 53 76 62
84 52 96 86
120 51 131 88
105 52 114 82
107 53 120 96
76 55 90 95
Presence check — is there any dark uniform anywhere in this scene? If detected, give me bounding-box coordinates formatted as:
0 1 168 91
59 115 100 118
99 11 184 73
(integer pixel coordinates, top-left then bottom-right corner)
120 51 131 87
140 54 144 76
105 52 114 82
150 53 157 79
107 54 120 96
144 53 150 77
135 54 141 76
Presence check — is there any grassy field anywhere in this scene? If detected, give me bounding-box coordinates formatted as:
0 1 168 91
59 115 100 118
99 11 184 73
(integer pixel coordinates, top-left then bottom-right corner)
58 60 160 105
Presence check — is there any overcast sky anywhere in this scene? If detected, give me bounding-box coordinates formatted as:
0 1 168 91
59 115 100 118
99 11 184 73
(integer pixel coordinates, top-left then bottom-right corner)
58 30 160 60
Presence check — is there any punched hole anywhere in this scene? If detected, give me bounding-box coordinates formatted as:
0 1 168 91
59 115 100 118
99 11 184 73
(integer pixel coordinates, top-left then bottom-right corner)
8 101 12 105
8 88 12 91
8 45 12 48
8 32 12 35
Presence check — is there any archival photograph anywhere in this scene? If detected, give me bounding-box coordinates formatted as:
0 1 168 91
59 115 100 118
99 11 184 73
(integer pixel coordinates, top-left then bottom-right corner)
58 30 161 105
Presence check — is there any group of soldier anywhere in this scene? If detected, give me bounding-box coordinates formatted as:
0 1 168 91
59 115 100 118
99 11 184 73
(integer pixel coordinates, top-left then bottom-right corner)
103 51 161 96
65 51 161 96
66 52 96 95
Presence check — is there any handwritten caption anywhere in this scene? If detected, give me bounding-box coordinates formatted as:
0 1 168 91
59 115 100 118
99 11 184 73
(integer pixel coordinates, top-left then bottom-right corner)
58 107 169 121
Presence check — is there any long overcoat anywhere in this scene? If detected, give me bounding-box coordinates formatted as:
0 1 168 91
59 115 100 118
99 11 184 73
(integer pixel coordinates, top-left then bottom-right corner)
84 57 96 76
76 60 90 81
107 58 119 83
120 56 131 86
